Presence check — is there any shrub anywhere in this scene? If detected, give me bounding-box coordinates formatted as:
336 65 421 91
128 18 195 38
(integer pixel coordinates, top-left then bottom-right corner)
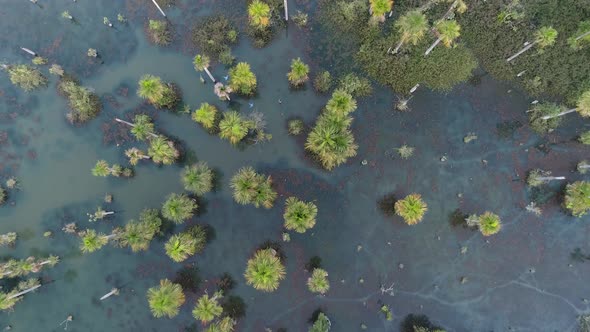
147 279 185 318
244 248 286 292
230 167 277 208
283 197 318 233
310 312 331 332
394 193 428 225
181 162 213 196
161 193 197 224
58 78 101 123
6 64 47 91
564 181 590 217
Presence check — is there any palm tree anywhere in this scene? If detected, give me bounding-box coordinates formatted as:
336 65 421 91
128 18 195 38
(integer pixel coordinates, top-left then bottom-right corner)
369 0 393 22
117 210 162 252
305 115 358 170
310 312 331 332
425 20 461 56
165 232 198 262
229 62 257 95
577 160 590 174
579 131 590 145
230 167 278 208
307 268 330 294
526 169 566 187
205 317 236 332
79 229 110 253
325 89 357 115
192 103 218 130
392 10 429 54
287 58 310 86
147 279 185 318
192 291 223 324
506 26 558 62
4 64 48 91
213 82 232 101
248 0 271 29
148 136 179 165
394 193 428 225
181 162 213 195
92 160 112 177
564 181 590 217
115 114 157 140
138 74 165 104
161 193 197 224
541 90 590 120
283 197 318 233
244 248 286 292
193 54 216 83
528 102 565 133
219 111 251 145
478 212 502 236
125 148 150 165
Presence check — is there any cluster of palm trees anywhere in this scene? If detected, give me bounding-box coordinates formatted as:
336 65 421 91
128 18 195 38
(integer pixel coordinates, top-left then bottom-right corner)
0 255 59 279
306 89 359 170
91 160 133 178
0 278 41 311
528 90 590 133
230 166 277 208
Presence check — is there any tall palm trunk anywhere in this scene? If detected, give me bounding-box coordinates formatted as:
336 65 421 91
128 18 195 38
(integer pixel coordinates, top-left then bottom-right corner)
114 118 159 138
575 30 590 41
20 47 36 56
506 41 537 62
7 285 42 300
100 288 119 301
203 67 215 83
284 0 288 21
536 176 566 181
151 0 166 17
424 37 442 56
393 38 405 54
541 108 577 120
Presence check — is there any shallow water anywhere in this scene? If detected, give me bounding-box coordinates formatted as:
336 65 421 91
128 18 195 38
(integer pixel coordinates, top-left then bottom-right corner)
0 1 589 331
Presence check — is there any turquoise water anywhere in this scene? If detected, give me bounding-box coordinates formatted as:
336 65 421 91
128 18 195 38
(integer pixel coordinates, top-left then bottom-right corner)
0 1 589 331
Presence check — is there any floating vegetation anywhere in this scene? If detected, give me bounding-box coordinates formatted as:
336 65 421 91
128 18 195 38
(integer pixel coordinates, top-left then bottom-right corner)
191 15 237 60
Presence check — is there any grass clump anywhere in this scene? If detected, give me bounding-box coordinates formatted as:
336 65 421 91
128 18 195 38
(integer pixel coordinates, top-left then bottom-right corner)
58 78 101 124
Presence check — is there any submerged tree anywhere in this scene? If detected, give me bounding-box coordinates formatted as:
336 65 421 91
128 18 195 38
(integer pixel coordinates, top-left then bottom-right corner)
192 291 223 324
147 279 185 318
148 136 179 165
230 167 277 208
228 62 257 95
564 181 590 217
526 169 566 187
125 147 150 165
161 193 197 224
287 58 310 86
248 0 271 30
395 193 428 225
506 26 558 62
244 248 286 292
219 111 252 145
392 10 429 54
283 197 318 233
425 20 461 56
3 64 47 91
192 103 218 131
181 162 213 196
193 54 216 83
307 268 330 294
88 206 115 222
138 74 179 109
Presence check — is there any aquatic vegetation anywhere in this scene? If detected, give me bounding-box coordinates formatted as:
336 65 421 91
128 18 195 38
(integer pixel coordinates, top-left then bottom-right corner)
0 187 5 206
192 103 219 131
192 291 223 323
58 78 101 123
283 197 318 233
307 268 330 294
392 10 429 54
31 56 47 65
314 71 332 94
148 136 180 165
564 181 590 217
49 64 64 77
397 145 415 159
579 131 590 145
248 0 271 30
244 248 286 292
117 13 126 23
287 58 310 86
147 19 172 46
310 312 331 332
228 62 257 95
137 74 179 109
181 162 213 196
477 212 502 236
230 167 277 209
0 255 59 279
337 74 372 98
527 103 565 134
116 209 162 252
3 64 47 91
161 193 197 224
380 304 393 321
205 316 236 332
218 111 252 145
287 118 305 135
0 232 17 247
147 279 185 318
395 193 428 225
526 169 565 187
191 15 237 60
425 20 462 56
506 26 558 62
79 229 111 253
0 278 41 311
103 17 112 27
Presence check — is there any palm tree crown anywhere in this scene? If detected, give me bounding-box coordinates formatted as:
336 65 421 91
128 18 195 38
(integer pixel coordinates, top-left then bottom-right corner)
80 229 109 253
161 193 197 224
535 26 558 48
131 114 155 141
283 197 318 233
192 291 223 324
148 137 179 165
436 20 461 47
147 279 185 318
396 10 429 46
181 162 214 196
165 232 198 262
193 54 210 72
307 268 330 294
219 111 251 145
287 58 310 86
248 0 271 29
394 193 428 225
244 248 286 292
192 103 218 130
229 62 257 95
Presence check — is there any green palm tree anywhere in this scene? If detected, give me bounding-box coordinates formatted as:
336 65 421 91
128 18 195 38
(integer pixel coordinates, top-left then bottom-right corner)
394 193 428 225
229 62 257 95
369 0 393 22
125 147 149 165
161 193 197 224
248 0 271 29
244 248 286 292
393 10 429 54
541 90 590 120
287 58 310 86
205 317 236 332
192 291 223 324
310 312 331 332
478 212 502 236
192 103 218 130
526 169 566 187
193 54 215 83
92 160 112 177
131 114 156 140
579 131 590 145
230 167 277 208
181 162 213 195
307 268 330 294
219 111 251 145
79 229 109 253
283 197 318 233
326 89 357 115
528 102 565 133
147 279 185 318
506 26 558 62
564 181 590 217
425 20 461 56
117 210 162 252
138 74 165 105
165 232 198 262
305 115 358 170
148 136 179 165
5 64 48 91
